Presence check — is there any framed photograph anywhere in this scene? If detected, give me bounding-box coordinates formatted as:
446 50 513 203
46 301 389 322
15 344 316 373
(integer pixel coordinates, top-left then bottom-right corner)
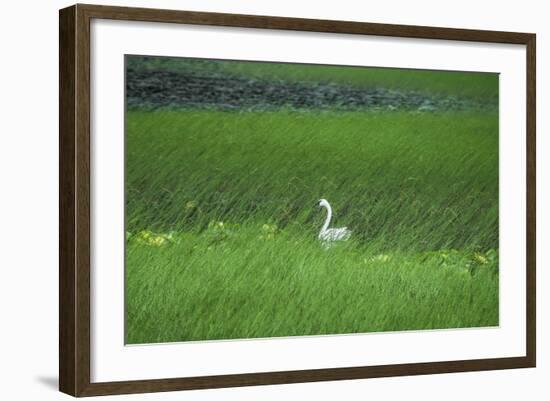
59 4 536 397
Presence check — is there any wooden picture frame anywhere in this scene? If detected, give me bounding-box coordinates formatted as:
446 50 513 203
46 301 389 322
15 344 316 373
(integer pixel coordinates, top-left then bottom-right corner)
59 3 536 397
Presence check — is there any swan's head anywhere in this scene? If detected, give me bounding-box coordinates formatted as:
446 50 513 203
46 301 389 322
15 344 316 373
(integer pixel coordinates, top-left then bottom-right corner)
318 199 330 209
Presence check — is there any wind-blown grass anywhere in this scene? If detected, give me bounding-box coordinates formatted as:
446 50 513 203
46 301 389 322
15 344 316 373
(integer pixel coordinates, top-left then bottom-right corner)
125 109 499 344
126 225 498 344
126 110 498 251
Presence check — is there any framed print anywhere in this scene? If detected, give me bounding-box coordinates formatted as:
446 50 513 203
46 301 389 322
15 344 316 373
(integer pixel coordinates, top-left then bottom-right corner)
59 4 536 397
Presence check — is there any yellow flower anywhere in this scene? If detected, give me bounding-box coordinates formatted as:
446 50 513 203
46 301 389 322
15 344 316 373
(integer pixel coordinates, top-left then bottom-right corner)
473 253 488 265
151 237 166 246
208 220 225 230
134 230 170 247
139 230 152 239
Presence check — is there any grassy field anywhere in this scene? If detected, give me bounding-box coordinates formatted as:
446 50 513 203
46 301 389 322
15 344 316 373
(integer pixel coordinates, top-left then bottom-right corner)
125 109 499 344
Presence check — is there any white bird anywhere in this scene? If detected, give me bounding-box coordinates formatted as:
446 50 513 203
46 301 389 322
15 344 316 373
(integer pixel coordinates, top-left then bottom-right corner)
317 199 351 246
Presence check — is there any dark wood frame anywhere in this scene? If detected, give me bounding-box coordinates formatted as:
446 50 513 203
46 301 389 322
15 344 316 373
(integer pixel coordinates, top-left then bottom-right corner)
59 3 536 397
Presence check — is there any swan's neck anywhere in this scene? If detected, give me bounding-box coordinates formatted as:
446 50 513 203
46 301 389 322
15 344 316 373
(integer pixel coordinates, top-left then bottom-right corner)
320 204 332 234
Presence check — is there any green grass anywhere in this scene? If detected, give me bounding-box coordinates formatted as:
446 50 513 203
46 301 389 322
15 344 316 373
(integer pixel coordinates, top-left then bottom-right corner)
126 111 498 250
127 56 499 100
126 227 498 343
125 109 499 344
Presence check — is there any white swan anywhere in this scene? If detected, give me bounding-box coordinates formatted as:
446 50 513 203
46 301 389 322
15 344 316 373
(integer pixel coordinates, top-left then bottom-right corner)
318 199 351 246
